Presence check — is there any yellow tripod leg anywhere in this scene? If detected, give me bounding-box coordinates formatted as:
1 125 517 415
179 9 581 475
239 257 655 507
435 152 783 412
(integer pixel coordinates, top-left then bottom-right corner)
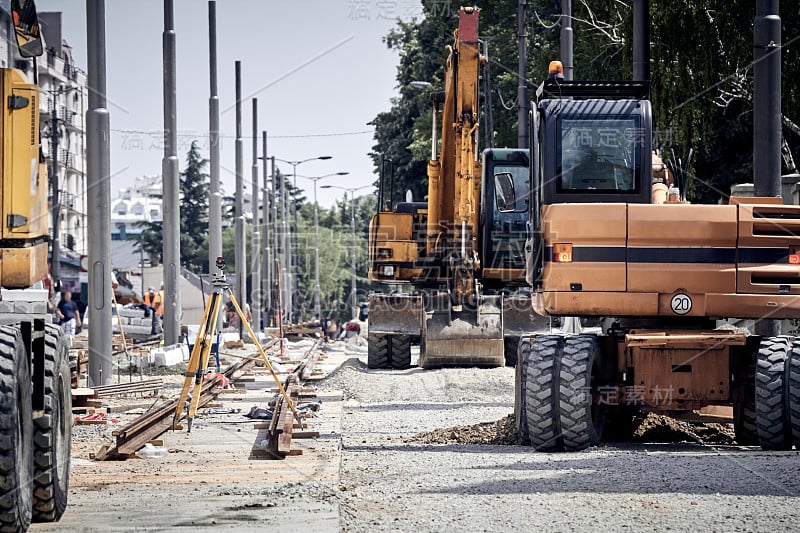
173 291 220 424
226 289 304 428
187 295 222 419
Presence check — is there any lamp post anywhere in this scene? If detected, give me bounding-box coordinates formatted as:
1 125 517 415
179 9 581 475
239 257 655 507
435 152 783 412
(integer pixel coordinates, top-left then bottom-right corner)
296 172 349 320
321 184 372 320
274 156 332 322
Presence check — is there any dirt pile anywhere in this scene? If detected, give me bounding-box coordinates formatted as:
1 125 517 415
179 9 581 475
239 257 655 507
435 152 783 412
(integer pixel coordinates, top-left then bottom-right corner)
407 412 737 446
631 412 736 444
407 414 518 445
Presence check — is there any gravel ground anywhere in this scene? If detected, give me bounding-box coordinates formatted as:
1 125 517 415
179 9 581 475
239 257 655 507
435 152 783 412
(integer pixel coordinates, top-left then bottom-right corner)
32 338 800 532
321 345 800 533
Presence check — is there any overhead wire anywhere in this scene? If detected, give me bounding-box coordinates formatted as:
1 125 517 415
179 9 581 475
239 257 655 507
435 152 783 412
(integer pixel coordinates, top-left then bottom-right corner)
110 128 375 139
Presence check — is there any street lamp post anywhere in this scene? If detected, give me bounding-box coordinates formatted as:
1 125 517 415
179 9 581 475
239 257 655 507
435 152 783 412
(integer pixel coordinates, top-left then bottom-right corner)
321 184 372 320
274 156 332 322
296 172 349 320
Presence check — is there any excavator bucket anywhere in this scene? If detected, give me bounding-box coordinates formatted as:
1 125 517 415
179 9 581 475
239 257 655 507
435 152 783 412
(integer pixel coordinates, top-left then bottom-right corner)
418 294 504 368
368 293 424 335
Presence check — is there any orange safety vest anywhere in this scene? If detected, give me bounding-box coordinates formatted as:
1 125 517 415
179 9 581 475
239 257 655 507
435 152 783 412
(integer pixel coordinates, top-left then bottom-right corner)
144 291 163 316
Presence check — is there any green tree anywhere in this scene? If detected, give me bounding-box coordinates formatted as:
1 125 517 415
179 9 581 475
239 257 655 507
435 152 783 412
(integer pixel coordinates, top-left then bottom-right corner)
180 141 210 272
372 1 800 205
134 140 211 271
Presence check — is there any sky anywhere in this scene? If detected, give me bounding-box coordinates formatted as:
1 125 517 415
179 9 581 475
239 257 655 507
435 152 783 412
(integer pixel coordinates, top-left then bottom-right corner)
35 0 420 208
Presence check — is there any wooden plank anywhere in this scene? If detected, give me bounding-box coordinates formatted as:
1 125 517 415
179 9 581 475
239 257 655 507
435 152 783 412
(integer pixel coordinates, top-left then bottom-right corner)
71 388 97 397
292 431 319 439
75 419 107 425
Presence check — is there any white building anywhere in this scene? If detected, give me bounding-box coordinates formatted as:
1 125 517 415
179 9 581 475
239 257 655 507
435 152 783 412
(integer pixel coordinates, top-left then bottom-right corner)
38 12 87 258
111 175 164 242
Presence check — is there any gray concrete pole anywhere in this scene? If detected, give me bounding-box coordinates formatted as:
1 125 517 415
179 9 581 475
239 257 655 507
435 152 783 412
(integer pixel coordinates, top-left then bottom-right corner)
313 179 321 319
560 0 573 80
517 0 528 148
261 131 271 327
208 1 222 278
754 0 781 198
754 0 781 338
234 61 246 337
291 162 298 322
350 191 357 320
282 165 291 322
250 98 261 332
86 0 112 385
632 0 649 81
271 156 279 323
162 0 181 346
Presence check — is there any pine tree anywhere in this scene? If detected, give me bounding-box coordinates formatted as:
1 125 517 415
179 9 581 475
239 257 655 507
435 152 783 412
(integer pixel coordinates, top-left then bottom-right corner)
180 141 210 272
134 140 210 272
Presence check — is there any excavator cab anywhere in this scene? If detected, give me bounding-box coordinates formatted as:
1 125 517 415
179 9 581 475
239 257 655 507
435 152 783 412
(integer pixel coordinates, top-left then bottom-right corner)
526 78 652 289
534 79 652 206
480 148 529 289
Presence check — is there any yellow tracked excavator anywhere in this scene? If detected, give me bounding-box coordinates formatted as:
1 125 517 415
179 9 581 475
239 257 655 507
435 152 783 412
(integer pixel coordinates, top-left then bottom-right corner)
367 7 538 370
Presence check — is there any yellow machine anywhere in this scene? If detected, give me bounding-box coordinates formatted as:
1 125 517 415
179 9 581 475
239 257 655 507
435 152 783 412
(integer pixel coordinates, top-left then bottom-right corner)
0 2 73 530
368 7 537 369
514 62 800 451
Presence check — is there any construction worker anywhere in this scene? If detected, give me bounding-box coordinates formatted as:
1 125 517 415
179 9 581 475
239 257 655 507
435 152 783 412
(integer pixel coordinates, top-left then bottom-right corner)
56 291 81 347
143 286 163 317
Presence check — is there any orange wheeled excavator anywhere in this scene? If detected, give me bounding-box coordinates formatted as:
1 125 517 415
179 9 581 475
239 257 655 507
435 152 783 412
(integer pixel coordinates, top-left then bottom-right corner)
514 59 800 451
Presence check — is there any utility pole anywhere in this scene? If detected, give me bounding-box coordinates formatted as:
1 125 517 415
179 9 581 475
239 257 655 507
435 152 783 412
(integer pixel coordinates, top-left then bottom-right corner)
632 0 649 81
208 1 222 280
86 0 112 385
282 161 290 322
560 0 574 80
261 131 271 327
250 99 261 332
234 61 246 338
517 0 528 149
349 190 357 320
49 99 61 286
271 156 280 325
162 0 180 346
753 0 781 337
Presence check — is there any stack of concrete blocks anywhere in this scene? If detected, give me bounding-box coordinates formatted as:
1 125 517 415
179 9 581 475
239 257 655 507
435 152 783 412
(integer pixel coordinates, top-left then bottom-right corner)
114 306 157 337
137 343 188 368
0 288 50 315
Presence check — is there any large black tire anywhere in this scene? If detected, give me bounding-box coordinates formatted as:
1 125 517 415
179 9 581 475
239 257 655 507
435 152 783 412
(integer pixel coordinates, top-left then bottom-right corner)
504 336 520 367
32 324 71 522
0 326 33 532
733 401 759 446
367 333 390 369
559 335 603 451
390 335 411 370
524 335 563 451
788 340 800 447
514 337 531 445
755 336 793 450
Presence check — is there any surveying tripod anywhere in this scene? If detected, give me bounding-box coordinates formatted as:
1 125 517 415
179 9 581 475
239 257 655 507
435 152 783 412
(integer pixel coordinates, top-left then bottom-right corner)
173 257 303 431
